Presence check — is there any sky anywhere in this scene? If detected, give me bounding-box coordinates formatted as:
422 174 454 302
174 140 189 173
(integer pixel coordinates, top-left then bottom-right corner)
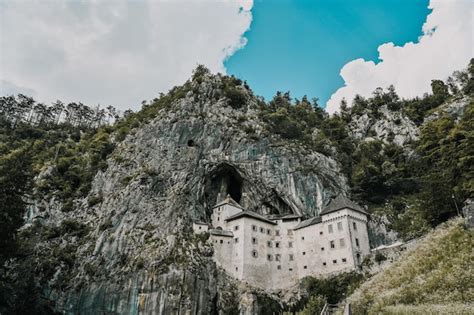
0 0 472 112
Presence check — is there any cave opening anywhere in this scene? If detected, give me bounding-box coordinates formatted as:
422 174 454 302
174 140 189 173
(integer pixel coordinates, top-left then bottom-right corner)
187 139 195 147
204 163 244 212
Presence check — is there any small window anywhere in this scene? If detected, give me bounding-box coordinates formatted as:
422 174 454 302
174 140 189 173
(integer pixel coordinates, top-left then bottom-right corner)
323 262 327 266
276 230 280 236
234 225 239 231
214 240 217 243
319 231 323 235
235 267 238 271
304 265 307 269
321 247 325 251
267 254 273 261
353 222 357 230
337 221 343 231
328 224 333 233
356 238 360 247
287 229 293 235
333 259 337 264
260 227 265 233
252 237 257 245
234 238 239 243
267 229 271 235
267 241 272 248
252 225 257 232
339 238 345 247
275 254 281 261
289 268 293 271
288 241 293 248
198 226 201 230
220 239 223 244
302 252 306 255
289 254 294 261
301 236 305 240
277 265 281 270
275 242 280 248
342 258 347 263
252 250 258 258
330 240 335 249
217 217 220 221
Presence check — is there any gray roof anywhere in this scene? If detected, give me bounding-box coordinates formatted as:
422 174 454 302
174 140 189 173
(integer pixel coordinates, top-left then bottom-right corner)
209 229 234 237
320 195 367 216
267 214 302 220
225 210 277 225
293 216 322 230
194 221 209 226
212 195 244 210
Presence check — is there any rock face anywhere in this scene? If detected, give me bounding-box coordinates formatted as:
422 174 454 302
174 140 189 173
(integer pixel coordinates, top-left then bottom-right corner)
28 74 348 314
348 105 419 146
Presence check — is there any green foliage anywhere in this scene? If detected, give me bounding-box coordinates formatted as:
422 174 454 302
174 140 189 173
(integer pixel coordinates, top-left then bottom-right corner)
0 148 31 261
300 295 326 315
349 219 474 314
301 272 364 306
374 252 387 264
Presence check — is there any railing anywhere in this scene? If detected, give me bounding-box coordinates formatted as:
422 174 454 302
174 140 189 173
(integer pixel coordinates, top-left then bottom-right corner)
320 303 329 315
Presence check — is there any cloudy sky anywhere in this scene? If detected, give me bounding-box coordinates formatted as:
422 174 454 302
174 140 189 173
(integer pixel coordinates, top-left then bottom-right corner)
0 0 472 112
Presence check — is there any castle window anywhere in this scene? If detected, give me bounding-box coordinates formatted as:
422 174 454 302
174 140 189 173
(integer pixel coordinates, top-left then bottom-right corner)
337 222 343 231
287 229 293 235
289 254 294 261
220 240 223 244
277 265 281 270
252 250 258 258
275 254 281 261
267 229 271 235
260 227 265 233
342 258 347 263
236 267 238 271
252 237 257 245
355 238 360 247
267 241 272 248
234 225 239 231
304 266 307 269
302 252 306 255
301 236 305 240
276 230 280 236
289 268 293 271
321 247 325 251
288 241 293 248
252 225 257 232
275 242 280 248
333 259 337 264
330 240 335 249
353 222 357 231
339 238 345 247
328 224 333 233
323 262 327 266
267 254 272 261
234 238 239 243
217 217 220 221
320 231 323 235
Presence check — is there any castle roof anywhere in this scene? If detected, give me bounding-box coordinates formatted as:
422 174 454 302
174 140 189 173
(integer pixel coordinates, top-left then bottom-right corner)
225 210 277 225
209 229 234 237
320 195 367 216
212 195 244 210
293 216 322 230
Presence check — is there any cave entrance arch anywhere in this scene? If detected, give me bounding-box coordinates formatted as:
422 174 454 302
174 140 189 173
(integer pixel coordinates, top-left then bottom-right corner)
204 163 244 212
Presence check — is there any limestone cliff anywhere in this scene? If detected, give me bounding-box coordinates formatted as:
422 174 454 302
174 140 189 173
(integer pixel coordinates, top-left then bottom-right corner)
24 73 348 314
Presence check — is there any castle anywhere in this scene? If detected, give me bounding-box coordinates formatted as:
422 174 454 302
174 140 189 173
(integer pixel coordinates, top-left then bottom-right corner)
193 195 370 289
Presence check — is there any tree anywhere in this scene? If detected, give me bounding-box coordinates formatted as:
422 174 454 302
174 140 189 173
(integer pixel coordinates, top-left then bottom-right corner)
0 148 31 261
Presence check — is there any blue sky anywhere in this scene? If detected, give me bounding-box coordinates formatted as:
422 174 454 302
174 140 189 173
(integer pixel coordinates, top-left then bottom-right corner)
225 0 431 106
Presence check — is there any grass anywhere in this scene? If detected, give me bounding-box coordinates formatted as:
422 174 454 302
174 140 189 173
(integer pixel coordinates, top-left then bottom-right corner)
348 218 474 314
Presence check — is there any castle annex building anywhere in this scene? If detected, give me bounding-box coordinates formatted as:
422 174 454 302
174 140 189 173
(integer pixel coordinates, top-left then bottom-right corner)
193 195 370 289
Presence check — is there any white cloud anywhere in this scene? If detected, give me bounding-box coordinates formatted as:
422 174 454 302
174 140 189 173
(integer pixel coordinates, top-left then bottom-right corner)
0 0 253 110
326 0 473 114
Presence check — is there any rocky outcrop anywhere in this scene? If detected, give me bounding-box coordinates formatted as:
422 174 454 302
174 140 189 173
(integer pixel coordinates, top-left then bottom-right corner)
24 73 348 314
348 105 419 147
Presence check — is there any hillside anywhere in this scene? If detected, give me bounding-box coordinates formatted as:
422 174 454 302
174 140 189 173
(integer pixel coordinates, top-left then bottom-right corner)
347 218 474 314
0 61 473 314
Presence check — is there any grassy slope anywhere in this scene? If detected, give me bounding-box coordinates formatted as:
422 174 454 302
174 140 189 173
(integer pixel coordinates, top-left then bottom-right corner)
348 218 474 314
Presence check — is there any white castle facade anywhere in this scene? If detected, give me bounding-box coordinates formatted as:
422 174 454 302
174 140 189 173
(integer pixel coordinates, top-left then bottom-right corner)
193 195 370 289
